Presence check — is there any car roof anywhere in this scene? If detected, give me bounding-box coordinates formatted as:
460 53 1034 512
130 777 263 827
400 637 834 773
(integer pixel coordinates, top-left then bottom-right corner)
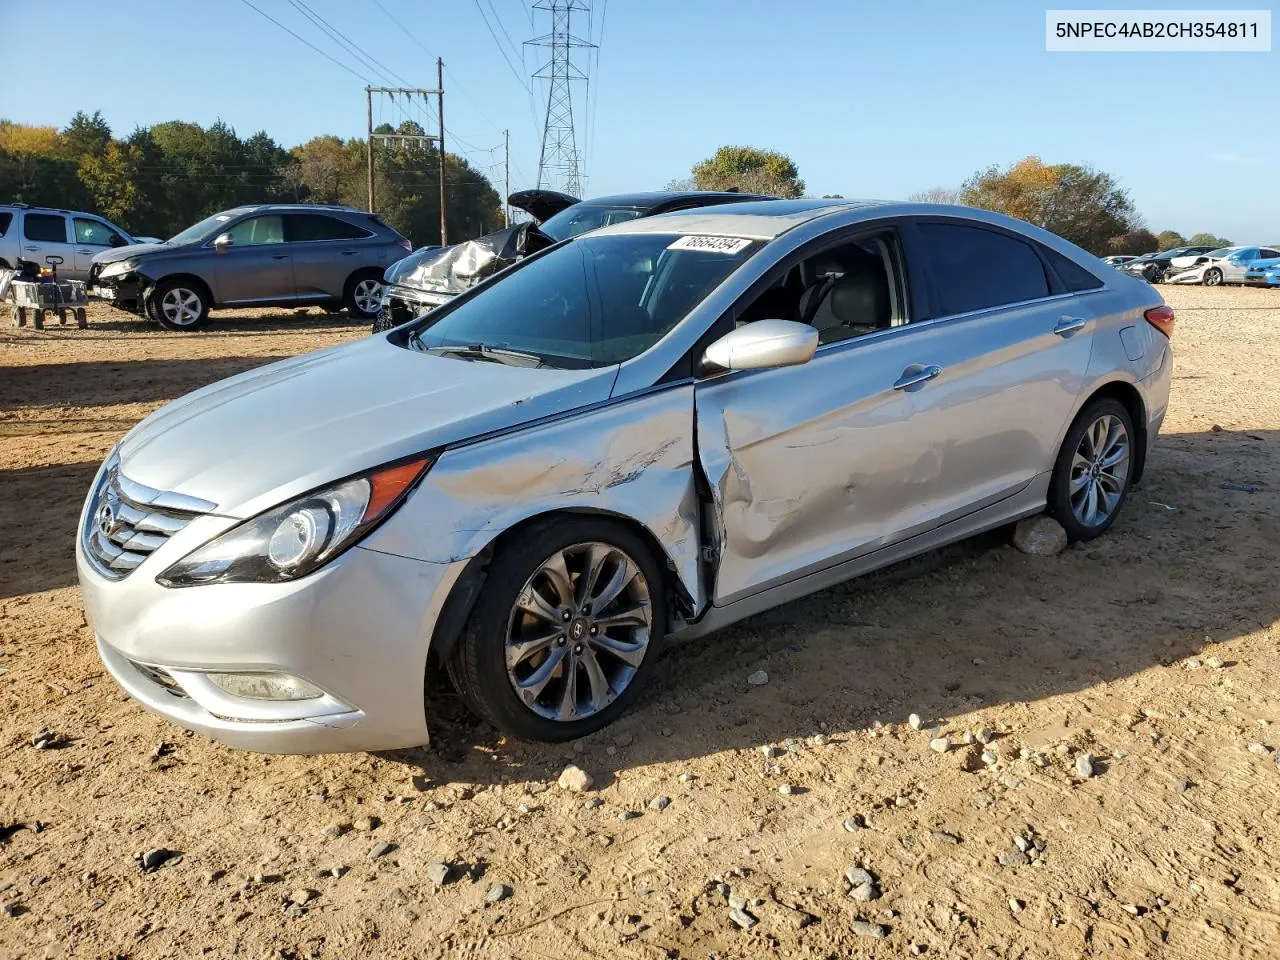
594 199 902 240
213 203 368 216
577 191 774 208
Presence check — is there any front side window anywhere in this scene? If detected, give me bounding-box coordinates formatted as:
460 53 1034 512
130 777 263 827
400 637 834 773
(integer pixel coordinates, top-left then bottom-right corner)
226 215 284 246
285 214 372 242
917 222 1050 316
409 233 759 368
74 217 127 246
537 204 646 243
23 213 68 243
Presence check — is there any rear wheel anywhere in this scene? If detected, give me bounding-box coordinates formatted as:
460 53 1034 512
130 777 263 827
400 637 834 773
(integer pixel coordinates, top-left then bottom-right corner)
1048 398 1135 541
152 279 209 331
344 271 384 319
447 517 665 741
1203 267 1223 286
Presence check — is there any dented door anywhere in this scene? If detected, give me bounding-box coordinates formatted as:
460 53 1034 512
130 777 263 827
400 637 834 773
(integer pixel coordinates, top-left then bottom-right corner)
694 332 946 606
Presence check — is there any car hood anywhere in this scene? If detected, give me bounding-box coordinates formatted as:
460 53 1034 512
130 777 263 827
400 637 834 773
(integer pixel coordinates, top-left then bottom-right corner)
92 241 178 264
116 335 615 518
386 224 532 296
1249 257 1280 270
1169 254 1211 269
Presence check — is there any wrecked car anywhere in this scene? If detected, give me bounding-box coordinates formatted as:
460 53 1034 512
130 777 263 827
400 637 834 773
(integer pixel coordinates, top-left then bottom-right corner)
373 189 769 331
1165 245 1280 286
77 199 1173 753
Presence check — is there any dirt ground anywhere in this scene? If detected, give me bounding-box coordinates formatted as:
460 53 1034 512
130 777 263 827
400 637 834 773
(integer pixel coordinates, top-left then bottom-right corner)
2 286 1279 960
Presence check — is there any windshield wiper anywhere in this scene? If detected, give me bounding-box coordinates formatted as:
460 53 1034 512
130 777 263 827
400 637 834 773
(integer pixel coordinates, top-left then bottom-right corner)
426 342 549 368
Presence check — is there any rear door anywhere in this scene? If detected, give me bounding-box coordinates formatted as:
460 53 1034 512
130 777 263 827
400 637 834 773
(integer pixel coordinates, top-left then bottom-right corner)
1224 247 1259 283
20 212 75 273
283 213 374 301
900 219 1099 523
211 214 294 304
71 216 130 280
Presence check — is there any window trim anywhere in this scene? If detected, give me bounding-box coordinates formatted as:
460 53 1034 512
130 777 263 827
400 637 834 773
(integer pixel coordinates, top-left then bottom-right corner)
282 212 375 244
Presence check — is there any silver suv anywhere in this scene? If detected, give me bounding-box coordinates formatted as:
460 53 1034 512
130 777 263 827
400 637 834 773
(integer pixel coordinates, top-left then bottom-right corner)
0 203 159 281
89 204 411 330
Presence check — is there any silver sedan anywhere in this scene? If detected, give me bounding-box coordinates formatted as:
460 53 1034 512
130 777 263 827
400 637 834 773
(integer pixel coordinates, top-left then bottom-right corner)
76 200 1174 753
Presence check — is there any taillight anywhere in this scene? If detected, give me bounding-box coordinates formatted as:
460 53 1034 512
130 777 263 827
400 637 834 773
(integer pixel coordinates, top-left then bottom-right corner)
1144 304 1174 338
397 237 412 251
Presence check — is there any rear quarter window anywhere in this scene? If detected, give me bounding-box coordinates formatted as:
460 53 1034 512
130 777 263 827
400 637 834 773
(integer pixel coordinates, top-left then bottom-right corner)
917 221 1050 315
0 211 12 236
1040 246 1104 292
286 214 374 242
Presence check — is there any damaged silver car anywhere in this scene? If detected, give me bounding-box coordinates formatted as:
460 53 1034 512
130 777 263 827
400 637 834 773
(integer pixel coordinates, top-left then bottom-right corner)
77 199 1173 753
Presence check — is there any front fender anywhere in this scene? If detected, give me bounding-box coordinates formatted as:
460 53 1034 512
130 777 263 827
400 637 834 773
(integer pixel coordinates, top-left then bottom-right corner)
360 383 705 615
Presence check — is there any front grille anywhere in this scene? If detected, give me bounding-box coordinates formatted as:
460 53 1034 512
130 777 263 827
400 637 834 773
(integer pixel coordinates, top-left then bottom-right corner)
129 661 189 698
83 460 212 580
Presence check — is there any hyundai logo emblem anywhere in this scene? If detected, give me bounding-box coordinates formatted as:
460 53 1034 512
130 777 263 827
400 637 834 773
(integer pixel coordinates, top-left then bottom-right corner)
96 502 116 538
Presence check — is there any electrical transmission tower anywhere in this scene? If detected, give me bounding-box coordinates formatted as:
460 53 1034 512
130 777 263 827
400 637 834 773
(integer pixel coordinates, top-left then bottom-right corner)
528 0 595 196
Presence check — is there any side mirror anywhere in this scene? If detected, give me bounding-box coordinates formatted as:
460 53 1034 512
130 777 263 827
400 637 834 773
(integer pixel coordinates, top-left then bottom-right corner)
213 233 233 251
701 320 818 374
108 233 127 248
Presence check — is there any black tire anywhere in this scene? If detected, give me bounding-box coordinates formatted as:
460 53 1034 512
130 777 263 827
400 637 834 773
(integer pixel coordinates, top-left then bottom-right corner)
1048 397 1136 542
371 309 401 334
150 278 209 331
446 516 667 741
343 270 385 320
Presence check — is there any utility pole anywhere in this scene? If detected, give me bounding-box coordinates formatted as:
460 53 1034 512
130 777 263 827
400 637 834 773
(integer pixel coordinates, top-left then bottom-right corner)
365 88 375 212
504 129 511 226
437 57 447 246
529 0 594 196
364 82 446 241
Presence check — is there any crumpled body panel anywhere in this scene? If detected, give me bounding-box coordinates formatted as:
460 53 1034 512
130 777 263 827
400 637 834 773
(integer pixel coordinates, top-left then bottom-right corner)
398 226 525 298
362 384 706 614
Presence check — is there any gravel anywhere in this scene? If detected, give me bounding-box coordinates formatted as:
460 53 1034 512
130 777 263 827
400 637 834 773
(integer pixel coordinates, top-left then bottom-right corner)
1075 753 1096 778
368 841 396 860
729 907 758 929
485 883 511 903
852 919 889 939
425 860 451 886
557 765 594 792
648 795 671 812
747 670 769 686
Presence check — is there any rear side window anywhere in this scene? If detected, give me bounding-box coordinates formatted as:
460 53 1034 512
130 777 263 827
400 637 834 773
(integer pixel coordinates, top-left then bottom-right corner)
0 212 12 236
1040 246 1103 292
917 222 1050 315
23 213 68 243
286 214 373 242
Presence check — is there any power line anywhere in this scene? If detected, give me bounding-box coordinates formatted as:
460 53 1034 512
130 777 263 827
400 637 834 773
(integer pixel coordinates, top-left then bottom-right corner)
236 0 372 84
484 0 526 66
473 0 533 95
287 0 409 88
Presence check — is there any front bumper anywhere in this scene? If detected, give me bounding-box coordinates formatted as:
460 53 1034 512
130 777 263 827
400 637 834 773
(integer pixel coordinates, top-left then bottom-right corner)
377 283 453 328
78 526 468 754
90 274 143 312
1244 272 1280 287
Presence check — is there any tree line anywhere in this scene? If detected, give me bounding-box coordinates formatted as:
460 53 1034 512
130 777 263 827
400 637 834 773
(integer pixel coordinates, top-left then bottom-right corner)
0 111 503 246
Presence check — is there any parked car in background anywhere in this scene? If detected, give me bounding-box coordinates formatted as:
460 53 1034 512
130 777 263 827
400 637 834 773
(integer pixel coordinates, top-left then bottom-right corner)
0 203 157 281
1121 246 1217 283
1102 255 1139 266
89 204 411 330
77 199 1173 752
1167 246 1280 286
375 189 772 330
1244 256 1280 288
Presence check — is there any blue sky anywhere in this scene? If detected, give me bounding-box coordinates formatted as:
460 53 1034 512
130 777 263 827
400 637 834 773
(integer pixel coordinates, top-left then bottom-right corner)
2 0 1276 240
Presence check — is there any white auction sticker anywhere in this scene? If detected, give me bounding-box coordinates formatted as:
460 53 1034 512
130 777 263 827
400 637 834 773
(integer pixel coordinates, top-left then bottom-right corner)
667 235 753 254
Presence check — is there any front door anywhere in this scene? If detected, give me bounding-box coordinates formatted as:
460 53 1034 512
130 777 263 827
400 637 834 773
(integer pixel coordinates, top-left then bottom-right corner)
72 217 130 280
211 214 295 304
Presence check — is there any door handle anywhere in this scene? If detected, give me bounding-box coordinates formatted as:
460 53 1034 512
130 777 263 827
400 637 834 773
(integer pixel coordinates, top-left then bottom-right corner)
24 245 39 251
892 364 943 391
77 248 93 254
340 250 358 256
1054 316 1088 336
271 255 289 260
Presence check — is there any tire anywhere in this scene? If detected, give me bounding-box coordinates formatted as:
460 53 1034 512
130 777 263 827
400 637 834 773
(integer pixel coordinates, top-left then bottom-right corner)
371 309 401 334
1203 267 1223 287
344 271 385 320
447 516 666 741
151 279 209 331
1048 397 1136 542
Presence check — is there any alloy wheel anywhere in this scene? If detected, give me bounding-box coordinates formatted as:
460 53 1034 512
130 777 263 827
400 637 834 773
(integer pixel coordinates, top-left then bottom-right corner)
160 288 203 326
505 541 652 722
353 279 383 315
1204 268 1223 286
1069 413 1130 528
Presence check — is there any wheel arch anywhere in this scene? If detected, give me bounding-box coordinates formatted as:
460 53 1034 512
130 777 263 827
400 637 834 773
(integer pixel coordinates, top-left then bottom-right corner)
344 265 384 292
1078 380 1149 483
145 272 215 308
426 506 691 667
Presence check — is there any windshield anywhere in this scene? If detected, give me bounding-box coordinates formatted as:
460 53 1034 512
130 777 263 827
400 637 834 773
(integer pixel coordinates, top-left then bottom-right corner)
167 210 242 245
409 232 761 368
537 204 646 243
1204 247 1235 259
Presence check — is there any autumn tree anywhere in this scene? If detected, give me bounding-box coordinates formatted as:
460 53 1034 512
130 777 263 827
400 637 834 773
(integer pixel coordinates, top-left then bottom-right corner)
691 146 805 198
1155 230 1186 250
960 156 1139 255
1107 228 1158 255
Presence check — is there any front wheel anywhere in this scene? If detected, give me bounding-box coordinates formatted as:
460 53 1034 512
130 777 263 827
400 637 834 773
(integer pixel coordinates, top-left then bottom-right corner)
344 272 384 319
447 517 665 741
1203 267 1223 286
1048 398 1135 541
151 279 209 331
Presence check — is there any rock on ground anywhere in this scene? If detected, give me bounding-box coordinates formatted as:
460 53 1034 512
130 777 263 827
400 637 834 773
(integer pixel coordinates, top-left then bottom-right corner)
1012 515 1068 556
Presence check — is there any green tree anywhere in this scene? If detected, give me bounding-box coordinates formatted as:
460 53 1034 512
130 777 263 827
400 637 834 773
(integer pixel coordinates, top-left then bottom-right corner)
691 146 805 198
960 156 1139 255
78 141 141 225
1155 230 1186 250
1189 231 1232 247
1108 228 1158 255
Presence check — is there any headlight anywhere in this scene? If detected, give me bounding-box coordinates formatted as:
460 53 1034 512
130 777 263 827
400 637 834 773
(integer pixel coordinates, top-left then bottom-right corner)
98 258 139 278
157 455 434 587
